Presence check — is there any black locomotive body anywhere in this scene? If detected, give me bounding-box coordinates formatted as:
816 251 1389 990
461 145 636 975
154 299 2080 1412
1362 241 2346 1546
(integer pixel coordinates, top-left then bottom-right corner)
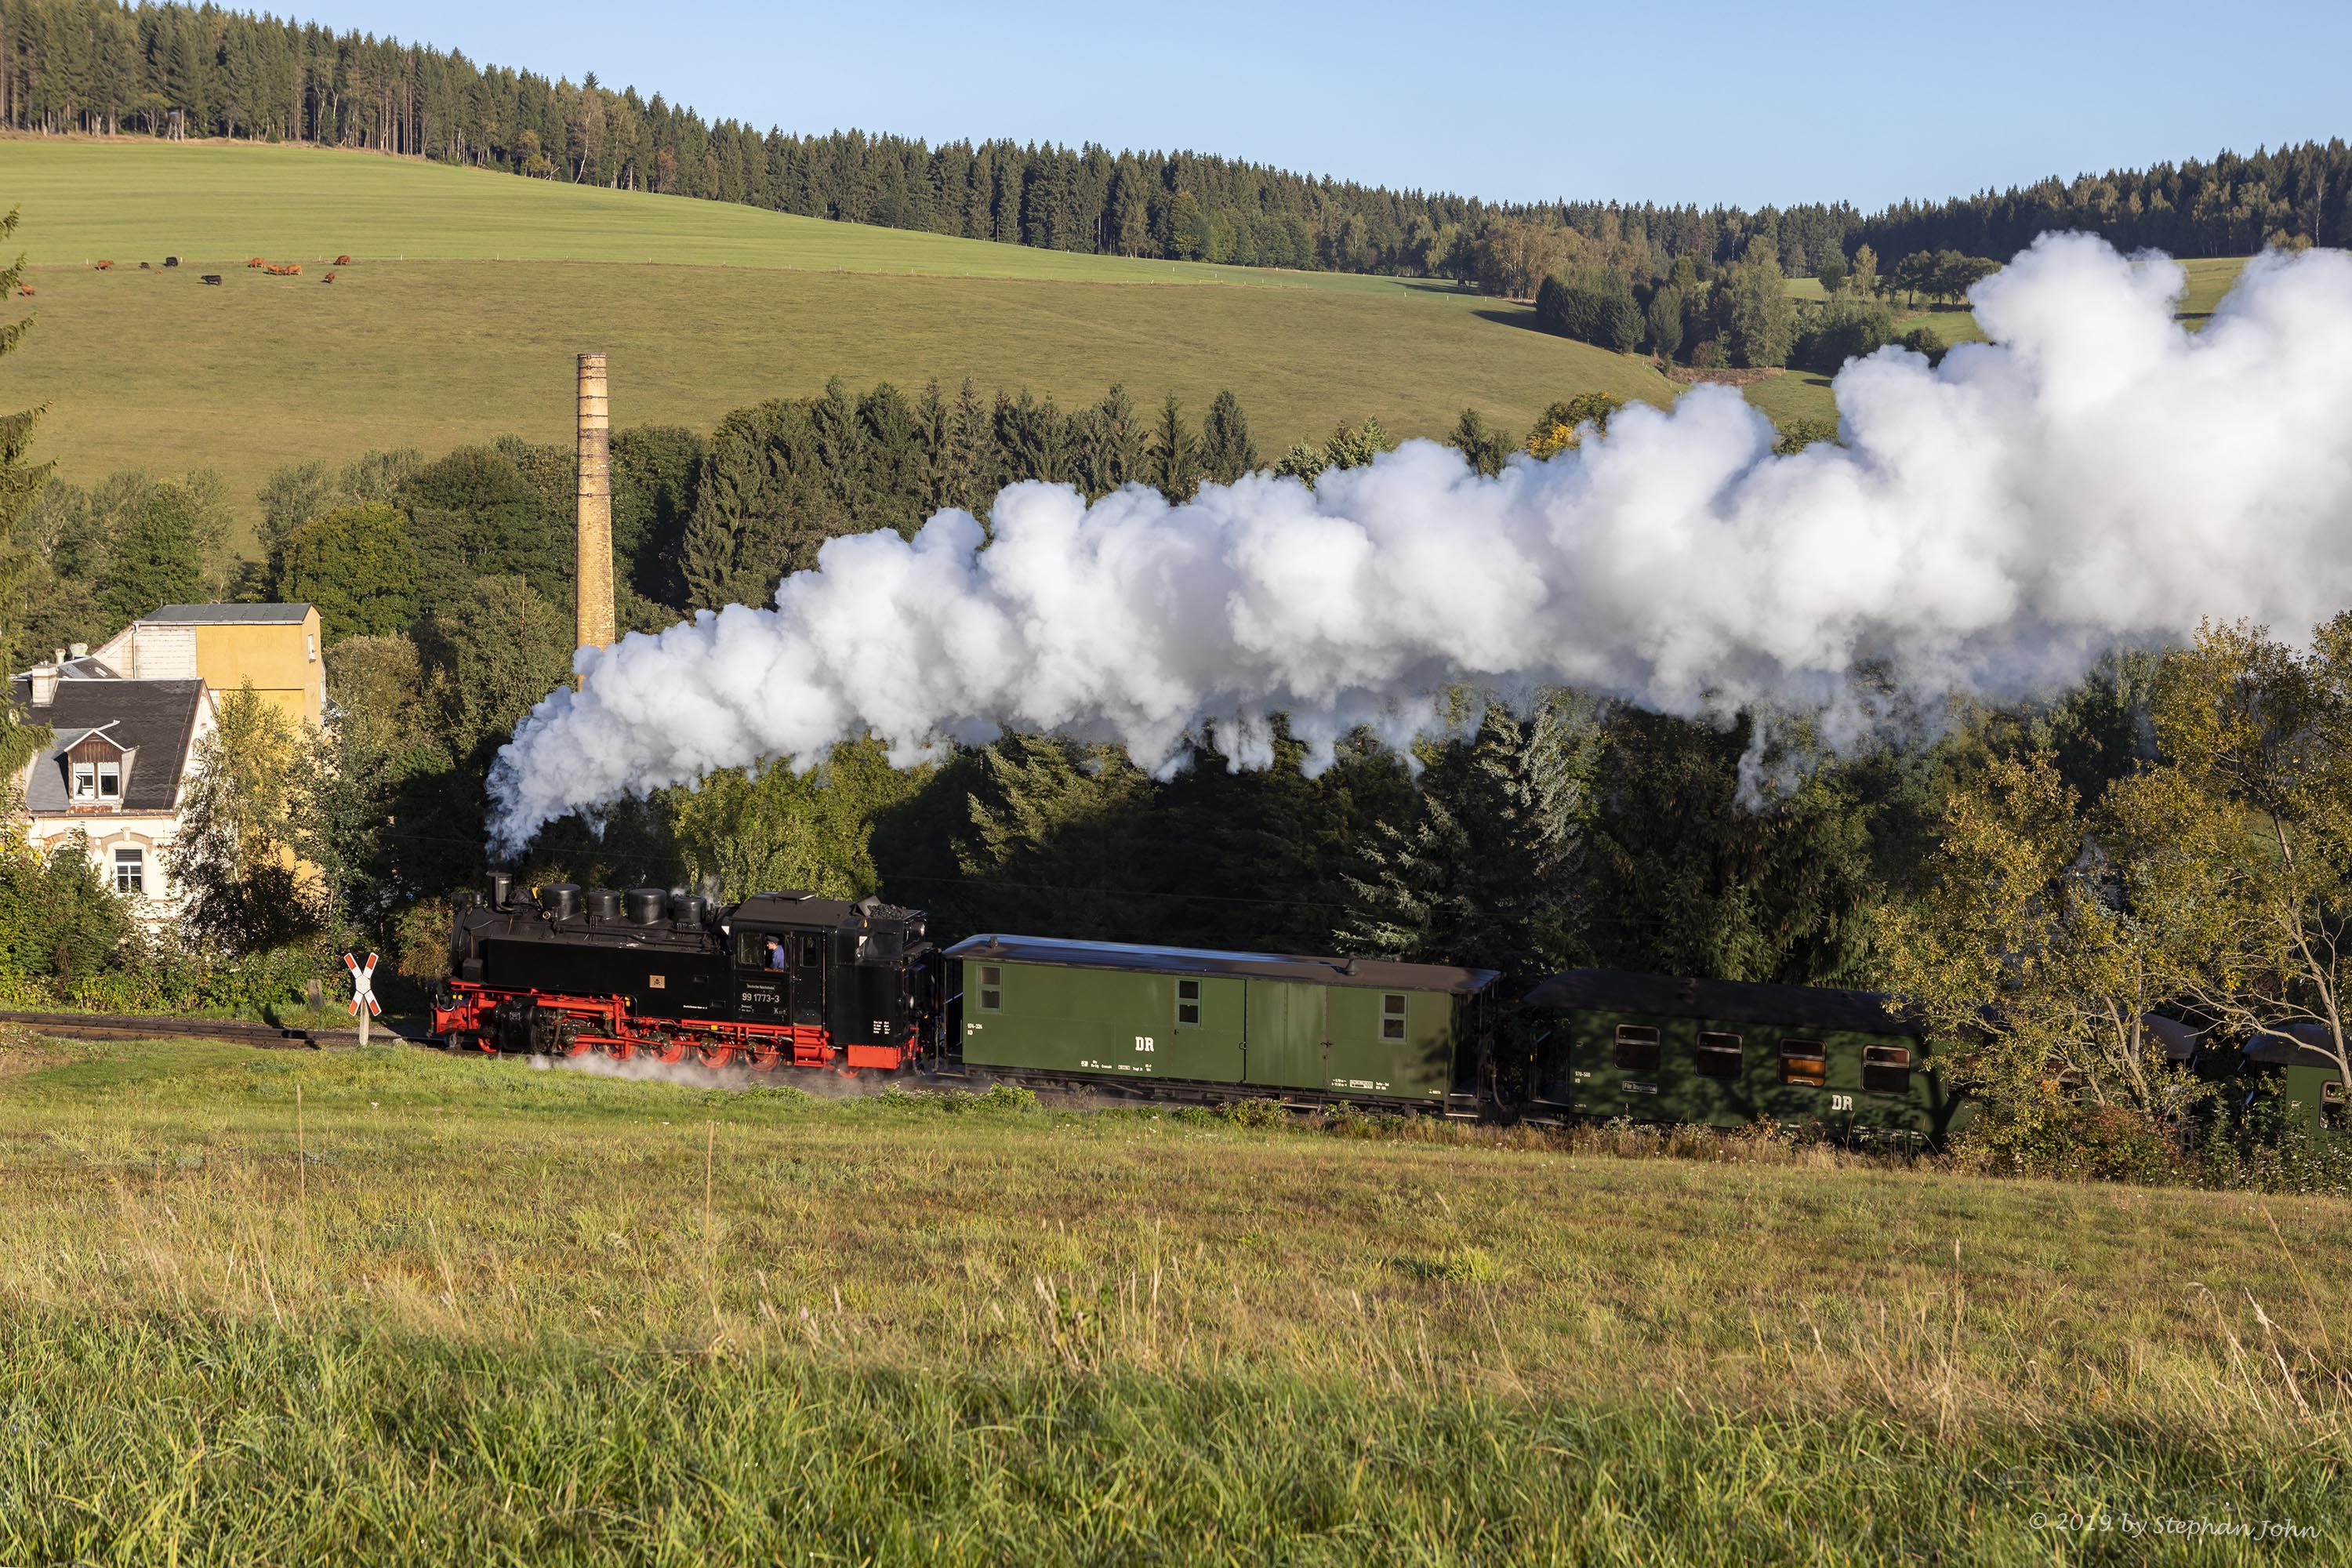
434 875 939 1071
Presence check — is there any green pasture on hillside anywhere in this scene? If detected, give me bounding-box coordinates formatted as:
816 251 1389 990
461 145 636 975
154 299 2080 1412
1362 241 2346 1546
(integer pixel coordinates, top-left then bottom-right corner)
0 136 1391 289
0 1032 2345 1563
1749 253 2254 428
0 138 1677 531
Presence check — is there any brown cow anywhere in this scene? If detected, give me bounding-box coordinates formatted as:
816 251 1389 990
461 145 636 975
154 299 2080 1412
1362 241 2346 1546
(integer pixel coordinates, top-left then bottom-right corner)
248 257 266 268
322 272 336 284
15 285 31 297
93 260 113 270
334 254 353 265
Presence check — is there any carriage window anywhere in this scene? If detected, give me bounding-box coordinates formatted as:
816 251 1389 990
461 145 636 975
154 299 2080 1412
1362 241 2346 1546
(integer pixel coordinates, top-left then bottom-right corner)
1614 1025 1661 1073
1863 1044 1912 1094
2325 1080 2347 1132
1780 1038 1828 1087
977 965 1003 1012
1695 1031 1742 1079
1177 978 1202 1028
1381 993 1407 1042
798 935 825 966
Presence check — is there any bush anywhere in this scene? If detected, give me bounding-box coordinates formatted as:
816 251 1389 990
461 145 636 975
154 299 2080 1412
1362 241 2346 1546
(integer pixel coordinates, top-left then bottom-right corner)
1900 325 1947 367
1534 269 1642 352
1791 297 1896 374
1954 1096 2183 1185
2196 1081 2352 1196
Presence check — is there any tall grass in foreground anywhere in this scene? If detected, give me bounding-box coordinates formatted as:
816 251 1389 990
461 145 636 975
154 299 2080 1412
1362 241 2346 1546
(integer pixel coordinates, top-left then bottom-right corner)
0 1037 2346 1563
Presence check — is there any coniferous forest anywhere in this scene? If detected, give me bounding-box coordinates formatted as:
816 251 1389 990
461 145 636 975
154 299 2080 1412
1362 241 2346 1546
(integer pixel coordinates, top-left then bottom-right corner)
2 0 2350 281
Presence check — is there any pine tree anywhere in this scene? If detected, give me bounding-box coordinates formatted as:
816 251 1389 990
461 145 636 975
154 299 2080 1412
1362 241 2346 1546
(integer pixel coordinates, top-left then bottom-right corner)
1200 389 1258 484
1446 408 1512 477
946 379 998 517
1076 384 1145 497
1343 695 1603 989
1148 392 1202 503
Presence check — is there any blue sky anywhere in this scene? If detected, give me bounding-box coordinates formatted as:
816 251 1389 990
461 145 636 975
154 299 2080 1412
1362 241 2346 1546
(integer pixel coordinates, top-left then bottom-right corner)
297 0 2350 212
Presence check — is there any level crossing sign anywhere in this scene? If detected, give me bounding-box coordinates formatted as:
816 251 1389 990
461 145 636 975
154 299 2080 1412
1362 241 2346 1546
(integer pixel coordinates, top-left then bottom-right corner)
345 951 380 1046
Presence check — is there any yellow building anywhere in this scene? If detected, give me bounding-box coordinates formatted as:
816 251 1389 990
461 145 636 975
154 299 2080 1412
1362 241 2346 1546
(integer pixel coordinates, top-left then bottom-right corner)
90 604 325 728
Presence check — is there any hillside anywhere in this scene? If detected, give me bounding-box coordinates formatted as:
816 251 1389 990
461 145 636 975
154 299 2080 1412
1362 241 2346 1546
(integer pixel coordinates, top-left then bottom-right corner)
0 140 1678 532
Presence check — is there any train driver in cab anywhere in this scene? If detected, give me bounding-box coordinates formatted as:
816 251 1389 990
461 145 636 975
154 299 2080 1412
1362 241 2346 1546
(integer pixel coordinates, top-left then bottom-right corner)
763 935 789 971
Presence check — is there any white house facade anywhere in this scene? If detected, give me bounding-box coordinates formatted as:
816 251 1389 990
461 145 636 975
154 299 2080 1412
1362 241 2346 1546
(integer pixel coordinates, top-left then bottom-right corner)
13 668 218 927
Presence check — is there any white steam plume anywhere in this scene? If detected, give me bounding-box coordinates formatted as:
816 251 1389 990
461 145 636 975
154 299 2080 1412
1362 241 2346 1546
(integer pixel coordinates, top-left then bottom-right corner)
488 235 2352 853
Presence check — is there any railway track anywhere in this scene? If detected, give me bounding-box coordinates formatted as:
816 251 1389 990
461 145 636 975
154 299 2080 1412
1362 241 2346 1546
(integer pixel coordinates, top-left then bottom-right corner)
0 1008 422 1050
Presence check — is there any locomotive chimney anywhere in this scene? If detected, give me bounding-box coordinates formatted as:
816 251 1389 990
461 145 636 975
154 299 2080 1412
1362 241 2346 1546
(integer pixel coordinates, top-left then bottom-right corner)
574 351 617 677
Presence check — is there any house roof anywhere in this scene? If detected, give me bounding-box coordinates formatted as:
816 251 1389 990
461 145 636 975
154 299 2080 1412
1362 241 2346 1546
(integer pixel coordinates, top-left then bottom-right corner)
1522 968 1923 1036
140 603 314 626
942 933 1500 995
22 680 207 814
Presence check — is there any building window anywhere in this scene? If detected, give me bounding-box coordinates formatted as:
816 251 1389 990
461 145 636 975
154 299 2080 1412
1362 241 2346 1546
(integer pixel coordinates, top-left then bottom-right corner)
977 965 1003 1012
113 848 144 895
1862 1044 1912 1095
1381 993 1407 1042
71 762 96 800
1614 1024 1661 1073
96 761 120 799
1695 1031 1742 1079
1176 978 1201 1028
1780 1038 1828 1087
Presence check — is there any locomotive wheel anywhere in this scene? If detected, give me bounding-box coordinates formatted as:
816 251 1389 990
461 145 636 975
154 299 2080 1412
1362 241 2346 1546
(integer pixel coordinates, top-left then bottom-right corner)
696 1043 738 1069
603 1040 638 1062
746 1043 782 1072
650 1037 689 1065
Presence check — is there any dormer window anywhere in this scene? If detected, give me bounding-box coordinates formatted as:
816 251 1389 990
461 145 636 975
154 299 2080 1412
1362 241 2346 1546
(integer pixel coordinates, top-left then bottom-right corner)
64 731 129 809
70 760 121 801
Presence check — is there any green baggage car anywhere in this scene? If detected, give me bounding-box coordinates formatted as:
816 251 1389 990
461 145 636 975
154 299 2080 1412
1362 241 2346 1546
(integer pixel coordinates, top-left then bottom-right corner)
1522 969 1967 1142
945 935 1498 1108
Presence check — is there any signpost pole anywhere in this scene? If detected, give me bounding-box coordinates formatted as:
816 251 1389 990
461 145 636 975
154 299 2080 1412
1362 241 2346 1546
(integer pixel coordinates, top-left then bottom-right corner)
346 951 380 1048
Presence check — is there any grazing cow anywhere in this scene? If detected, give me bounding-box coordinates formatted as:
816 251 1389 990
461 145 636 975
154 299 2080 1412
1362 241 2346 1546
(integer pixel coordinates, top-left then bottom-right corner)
15 285 31 297
200 274 223 285
164 256 180 268
323 272 336 284
263 262 302 276
248 257 265 268
335 254 353 265
93 260 113 270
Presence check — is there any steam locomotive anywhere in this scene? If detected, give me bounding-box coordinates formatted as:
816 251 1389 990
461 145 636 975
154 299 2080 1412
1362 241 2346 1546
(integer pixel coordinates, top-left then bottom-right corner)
432 874 1966 1140
434 873 941 1071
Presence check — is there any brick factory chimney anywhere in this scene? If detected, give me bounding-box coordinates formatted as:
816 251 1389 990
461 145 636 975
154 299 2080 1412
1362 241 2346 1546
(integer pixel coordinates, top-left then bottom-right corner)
574 351 616 677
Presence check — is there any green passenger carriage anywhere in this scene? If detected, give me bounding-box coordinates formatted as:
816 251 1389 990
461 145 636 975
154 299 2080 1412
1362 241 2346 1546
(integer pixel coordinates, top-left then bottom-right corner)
1521 969 1967 1142
944 935 1498 1109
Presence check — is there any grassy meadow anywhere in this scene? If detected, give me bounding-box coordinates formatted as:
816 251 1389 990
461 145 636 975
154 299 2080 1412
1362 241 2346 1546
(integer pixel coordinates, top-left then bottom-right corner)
1751 253 2254 429
1 1030 2345 1563
0 138 1676 530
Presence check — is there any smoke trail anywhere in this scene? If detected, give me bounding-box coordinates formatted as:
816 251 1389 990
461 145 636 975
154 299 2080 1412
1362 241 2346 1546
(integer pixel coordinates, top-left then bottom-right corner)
488 235 2352 852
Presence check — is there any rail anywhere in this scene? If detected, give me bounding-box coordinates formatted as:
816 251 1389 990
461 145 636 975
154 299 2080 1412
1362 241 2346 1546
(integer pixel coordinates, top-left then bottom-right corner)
0 1008 424 1050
